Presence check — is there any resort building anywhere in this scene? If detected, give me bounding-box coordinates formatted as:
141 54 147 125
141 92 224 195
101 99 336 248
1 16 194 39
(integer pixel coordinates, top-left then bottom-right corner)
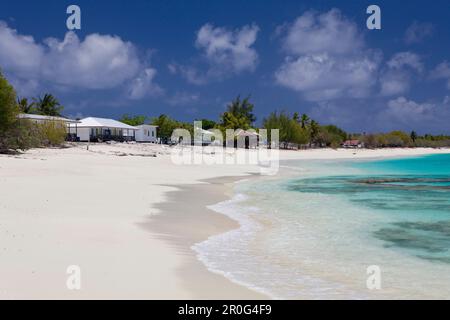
193 126 216 146
234 129 260 149
342 139 364 148
69 117 139 142
135 124 158 143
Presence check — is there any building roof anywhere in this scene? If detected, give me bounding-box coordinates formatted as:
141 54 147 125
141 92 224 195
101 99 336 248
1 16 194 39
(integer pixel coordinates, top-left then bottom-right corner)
343 140 361 146
71 117 138 130
18 113 79 123
194 127 215 135
136 124 158 128
234 129 260 137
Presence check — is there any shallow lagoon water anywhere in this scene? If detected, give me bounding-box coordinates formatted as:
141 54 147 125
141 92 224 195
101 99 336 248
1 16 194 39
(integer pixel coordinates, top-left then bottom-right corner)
193 154 450 299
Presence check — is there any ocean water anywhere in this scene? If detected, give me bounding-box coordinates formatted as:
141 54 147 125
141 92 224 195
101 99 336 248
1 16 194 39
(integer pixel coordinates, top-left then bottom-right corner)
192 154 450 299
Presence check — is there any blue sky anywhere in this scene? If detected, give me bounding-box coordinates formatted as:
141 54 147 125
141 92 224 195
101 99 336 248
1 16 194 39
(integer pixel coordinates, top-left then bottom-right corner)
1 0 450 133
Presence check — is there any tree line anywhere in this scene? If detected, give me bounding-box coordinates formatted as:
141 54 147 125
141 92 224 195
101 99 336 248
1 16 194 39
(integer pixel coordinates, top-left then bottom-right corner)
354 131 450 148
120 95 348 148
2 69 450 153
120 94 450 149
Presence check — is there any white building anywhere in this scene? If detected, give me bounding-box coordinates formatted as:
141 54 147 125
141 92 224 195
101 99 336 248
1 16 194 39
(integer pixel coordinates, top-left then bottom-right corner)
193 126 215 145
135 124 158 143
68 117 138 142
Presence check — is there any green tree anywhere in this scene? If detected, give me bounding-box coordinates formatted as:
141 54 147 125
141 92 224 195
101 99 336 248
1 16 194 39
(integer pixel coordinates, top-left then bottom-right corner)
317 125 348 148
33 94 63 116
0 72 19 151
120 114 147 126
151 114 177 140
293 112 300 123
389 130 413 147
300 114 310 129
309 120 320 146
362 134 380 148
220 95 256 130
17 97 35 114
219 111 250 130
263 111 309 148
196 118 217 130
321 125 347 141
151 114 193 143
410 130 417 143
0 72 40 152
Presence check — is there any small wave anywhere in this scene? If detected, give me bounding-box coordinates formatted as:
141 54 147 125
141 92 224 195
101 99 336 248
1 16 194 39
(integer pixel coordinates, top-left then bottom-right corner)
191 186 368 299
191 192 279 298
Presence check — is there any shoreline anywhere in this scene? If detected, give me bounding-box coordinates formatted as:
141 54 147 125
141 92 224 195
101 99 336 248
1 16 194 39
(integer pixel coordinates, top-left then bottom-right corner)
142 175 268 299
150 148 450 299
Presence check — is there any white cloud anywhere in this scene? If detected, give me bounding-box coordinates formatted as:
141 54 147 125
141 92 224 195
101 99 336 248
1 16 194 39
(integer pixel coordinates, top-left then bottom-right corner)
280 9 363 55
196 23 259 73
0 22 161 99
168 63 207 85
275 9 379 101
172 23 259 84
443 96 450 105
404 21 434 45
276 53 379 101
372 96 450 132
369 94 450 133
380 72 411 96
432 61 450 78
41 32 141 89
385 96 435 122
430 61 450 89
380 52 423 96
167 91 199 106
0 21 43 77
386 52 423 73
167 63 178 74
127 68 163 100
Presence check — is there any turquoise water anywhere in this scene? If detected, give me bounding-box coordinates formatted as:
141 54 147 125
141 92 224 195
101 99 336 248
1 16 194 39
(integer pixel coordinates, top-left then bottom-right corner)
194 154 450 299
289 154 450 264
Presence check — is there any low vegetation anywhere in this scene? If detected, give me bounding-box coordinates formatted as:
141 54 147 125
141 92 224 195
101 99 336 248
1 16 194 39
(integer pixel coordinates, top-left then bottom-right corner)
151 114 193 144
0 72 67 153
351 131 450 149
37 121 67 146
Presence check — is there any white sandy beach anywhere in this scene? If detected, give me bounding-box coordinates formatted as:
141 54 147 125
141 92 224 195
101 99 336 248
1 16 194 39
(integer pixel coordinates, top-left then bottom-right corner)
1 144 449 299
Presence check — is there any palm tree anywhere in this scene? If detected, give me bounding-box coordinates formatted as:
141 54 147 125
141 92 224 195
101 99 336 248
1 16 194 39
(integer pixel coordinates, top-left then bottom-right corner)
293 112 300 123
17 97 35 114
300 113 310 129
33 94 63 116
410 130 417 143
309 120 320 147
220 95 256 130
